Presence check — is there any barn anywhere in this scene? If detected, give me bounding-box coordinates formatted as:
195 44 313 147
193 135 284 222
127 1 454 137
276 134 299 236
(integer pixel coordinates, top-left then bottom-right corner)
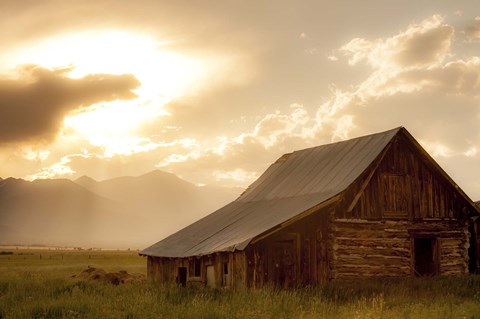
140 127 480 288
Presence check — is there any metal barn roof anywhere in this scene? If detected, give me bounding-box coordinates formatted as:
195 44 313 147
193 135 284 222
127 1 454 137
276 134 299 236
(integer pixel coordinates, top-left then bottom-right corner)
141 127 403 258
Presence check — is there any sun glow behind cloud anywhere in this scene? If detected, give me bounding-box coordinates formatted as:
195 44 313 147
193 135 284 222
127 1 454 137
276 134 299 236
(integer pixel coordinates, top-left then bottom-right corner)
63 100 170 145
2 30 220 157
5 30 209 99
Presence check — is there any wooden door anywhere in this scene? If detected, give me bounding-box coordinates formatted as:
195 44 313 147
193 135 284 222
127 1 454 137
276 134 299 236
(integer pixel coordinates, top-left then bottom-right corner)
316 228 328 284
206 265 216 288
177 267 187 287
271 239 296 288
468 222 479 273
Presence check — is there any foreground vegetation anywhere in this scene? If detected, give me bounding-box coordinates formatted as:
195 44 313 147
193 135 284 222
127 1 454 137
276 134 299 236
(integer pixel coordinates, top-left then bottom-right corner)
1 248 479 318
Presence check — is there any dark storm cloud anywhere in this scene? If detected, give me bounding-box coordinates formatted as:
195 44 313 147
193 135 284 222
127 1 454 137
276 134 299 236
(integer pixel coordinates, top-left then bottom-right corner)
0 65 140 145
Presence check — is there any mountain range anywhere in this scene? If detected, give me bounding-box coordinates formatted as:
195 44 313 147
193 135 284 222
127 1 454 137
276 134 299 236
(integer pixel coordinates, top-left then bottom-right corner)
0 170 242 249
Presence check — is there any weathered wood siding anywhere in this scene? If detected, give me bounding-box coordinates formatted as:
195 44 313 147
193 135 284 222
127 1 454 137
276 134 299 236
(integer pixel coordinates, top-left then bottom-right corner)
331 219 469 279
147 256 188 284
147 251 247 289
338 134 471 220
246 206 333 288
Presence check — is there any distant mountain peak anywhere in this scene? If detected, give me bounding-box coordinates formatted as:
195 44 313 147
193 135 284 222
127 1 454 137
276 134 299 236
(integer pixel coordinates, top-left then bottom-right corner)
140 169 177 179
75 175 97 183
2 177 24 184
75 175 98 189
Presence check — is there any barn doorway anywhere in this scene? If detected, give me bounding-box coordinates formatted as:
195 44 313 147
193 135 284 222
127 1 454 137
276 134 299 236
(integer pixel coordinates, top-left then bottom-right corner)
206 265 216 288
316 227 328 284
413 237 439 276
271 239 297 288
468 222 479 273
177 267 187 286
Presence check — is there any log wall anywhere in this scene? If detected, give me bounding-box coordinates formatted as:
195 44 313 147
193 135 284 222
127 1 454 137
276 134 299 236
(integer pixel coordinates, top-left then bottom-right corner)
330 219 469 279
147 214 471 287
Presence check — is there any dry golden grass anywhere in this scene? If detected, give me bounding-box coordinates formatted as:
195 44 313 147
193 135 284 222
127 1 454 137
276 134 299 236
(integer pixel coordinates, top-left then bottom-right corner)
1 248 479 318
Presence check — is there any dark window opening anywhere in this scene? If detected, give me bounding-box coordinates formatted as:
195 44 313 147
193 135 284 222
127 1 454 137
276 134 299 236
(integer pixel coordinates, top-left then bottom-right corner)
177 267 187 287
414 237 439 276
222 262 229 287
189 259 201 277
195 259 201 277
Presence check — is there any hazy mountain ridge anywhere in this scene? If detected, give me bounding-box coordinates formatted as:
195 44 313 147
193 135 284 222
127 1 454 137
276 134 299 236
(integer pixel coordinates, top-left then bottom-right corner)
0 170 242 248
0 178 121 247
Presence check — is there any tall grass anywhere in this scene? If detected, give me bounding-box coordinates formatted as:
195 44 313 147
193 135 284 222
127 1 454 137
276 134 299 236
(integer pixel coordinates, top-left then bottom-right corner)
1 249 479 318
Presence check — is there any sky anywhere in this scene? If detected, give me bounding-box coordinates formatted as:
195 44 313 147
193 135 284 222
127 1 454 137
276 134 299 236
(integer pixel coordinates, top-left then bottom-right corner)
0 0 479 199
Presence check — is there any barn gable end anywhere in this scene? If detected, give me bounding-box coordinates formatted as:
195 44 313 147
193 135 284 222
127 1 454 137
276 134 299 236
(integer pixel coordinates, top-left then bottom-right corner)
329 130 474 279
340 131 472 220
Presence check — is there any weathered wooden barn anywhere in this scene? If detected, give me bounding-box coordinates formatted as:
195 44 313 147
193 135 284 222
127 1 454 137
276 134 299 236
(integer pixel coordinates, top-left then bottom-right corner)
140 127 480 288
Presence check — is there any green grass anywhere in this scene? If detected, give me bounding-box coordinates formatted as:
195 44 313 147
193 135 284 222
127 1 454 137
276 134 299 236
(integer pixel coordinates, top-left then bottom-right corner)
1 248 479 318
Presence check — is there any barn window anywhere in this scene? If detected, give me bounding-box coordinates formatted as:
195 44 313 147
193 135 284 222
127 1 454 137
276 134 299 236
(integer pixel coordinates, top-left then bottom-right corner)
222 262 230 287
189 259 201 277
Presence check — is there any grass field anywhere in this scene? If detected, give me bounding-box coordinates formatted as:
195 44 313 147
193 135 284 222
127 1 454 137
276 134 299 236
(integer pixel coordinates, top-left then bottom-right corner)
1 248 479 318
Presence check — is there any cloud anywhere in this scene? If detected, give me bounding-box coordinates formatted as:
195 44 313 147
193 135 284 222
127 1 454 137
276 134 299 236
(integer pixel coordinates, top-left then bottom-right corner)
316 15 480 198
340 15 453 70
0 65 139 145
376 58 480 97
152 14 480 194
464 16 480 41
321 16 480 156
2 8 479 199
25 154 77 180
153 104 324 186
